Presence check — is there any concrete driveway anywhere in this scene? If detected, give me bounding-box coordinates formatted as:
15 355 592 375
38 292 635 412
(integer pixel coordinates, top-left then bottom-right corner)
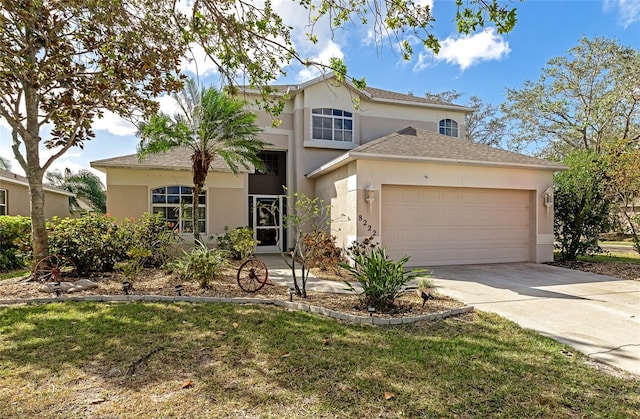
428 263 640 377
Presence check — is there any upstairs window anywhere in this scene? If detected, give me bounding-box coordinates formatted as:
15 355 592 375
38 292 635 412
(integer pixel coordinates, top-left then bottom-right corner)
312 108 353 142
0 189 5 215
439 119 458 137
151 186 206 234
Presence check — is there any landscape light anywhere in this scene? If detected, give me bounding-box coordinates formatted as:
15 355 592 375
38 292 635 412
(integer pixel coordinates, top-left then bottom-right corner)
175 284 184 296
122 281 131 295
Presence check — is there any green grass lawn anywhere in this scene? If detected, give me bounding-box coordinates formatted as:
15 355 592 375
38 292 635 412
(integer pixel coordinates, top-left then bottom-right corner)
579 248 640 264
1 302 638 417
0 269 28 281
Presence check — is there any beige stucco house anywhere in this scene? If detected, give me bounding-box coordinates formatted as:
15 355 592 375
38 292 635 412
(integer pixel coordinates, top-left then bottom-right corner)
91 74 565 266
0 169 73 219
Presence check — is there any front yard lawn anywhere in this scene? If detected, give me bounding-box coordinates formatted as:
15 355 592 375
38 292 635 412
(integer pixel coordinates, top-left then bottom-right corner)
1 302 638 417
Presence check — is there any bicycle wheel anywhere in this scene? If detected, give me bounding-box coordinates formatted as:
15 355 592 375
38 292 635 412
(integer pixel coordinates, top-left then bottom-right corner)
237 258 269 293
33 255 77 283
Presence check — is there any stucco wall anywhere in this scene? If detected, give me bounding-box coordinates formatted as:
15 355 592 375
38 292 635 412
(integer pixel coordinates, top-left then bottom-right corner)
313 163 356 248
0 181 71 219
252 80 469 202
315 159 556 263
103 167 247 235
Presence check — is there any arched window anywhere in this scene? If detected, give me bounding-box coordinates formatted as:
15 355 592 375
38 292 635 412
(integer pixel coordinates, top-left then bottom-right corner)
151 186 206 234
439 119 458 137
312 108 353 142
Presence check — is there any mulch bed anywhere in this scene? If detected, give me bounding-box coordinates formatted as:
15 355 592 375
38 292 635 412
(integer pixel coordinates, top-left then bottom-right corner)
0 264 465 319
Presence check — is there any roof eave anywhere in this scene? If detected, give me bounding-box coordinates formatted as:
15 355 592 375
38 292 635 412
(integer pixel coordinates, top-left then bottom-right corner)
368 97 474 112
89 162 247 174
350 152 568 171
307 151 567 178
306 152 354 178
0 176 76 196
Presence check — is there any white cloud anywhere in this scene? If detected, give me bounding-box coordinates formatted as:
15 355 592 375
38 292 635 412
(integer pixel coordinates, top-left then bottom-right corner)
181 43 220 78
92 111 137 137
296 41 345 81
414 28 510 72
604 0 640 27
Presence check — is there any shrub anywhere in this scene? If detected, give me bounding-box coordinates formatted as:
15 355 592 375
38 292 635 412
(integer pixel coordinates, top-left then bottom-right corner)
119 212 178 267
216 226 257 260
340 238 426 311
166 241 227 288
300 230 344 273
47 214 126 274
0 216 31 272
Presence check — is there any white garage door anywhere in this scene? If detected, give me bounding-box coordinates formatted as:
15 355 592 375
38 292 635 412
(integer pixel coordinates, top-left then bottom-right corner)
381 185 531 266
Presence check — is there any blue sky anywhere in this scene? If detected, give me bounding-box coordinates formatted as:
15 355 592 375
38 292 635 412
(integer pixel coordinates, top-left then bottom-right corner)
1 0 639 184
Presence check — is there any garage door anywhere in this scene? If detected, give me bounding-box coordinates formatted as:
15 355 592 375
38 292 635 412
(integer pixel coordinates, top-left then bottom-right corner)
381 185 531 266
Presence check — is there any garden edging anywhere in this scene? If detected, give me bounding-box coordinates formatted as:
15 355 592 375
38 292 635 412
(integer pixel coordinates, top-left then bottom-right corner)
0 295 475 325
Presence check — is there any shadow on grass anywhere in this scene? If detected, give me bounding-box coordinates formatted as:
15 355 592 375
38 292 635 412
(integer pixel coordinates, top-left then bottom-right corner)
1 302 638 417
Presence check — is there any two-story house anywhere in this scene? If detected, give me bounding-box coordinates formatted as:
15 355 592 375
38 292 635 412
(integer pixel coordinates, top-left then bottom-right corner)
92 74 564 266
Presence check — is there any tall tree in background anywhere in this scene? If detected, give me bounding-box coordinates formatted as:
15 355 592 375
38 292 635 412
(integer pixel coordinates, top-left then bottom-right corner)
45 168 106 214
0 156 10 170
425 90 505 147
465 96 506 147
501 37 640 158
137 79 266 242
0 1 188 262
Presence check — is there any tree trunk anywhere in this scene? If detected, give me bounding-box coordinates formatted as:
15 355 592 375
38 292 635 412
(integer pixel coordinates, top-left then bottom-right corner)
192 183 201 243
28 174 48 265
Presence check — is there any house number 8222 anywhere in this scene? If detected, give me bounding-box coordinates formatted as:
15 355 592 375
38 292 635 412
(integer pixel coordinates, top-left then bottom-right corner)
358 215 377 236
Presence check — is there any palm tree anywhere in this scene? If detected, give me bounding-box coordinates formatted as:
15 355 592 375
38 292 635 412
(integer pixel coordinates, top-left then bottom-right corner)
137 79 266 242
0 156 11 170
45 168 107 213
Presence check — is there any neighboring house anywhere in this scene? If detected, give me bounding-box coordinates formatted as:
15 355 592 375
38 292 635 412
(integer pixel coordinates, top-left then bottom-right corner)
91 74 565 266
0 169 74 219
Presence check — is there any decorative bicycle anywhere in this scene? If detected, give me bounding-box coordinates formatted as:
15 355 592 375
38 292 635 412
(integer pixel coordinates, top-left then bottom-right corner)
32 254 78 283
236 256 271 293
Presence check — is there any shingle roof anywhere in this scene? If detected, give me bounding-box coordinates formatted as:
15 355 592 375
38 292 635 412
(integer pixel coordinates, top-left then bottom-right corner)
0 168 75 195
91 147 246 172
246 73 472 112
307 127 566 178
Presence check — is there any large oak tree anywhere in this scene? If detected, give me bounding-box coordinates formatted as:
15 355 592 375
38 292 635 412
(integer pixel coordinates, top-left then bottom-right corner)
502 37 640 158
0 0 188 262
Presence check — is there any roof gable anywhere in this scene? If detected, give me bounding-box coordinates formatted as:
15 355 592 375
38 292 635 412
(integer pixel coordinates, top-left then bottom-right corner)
247 73 473 113
307 127 566 178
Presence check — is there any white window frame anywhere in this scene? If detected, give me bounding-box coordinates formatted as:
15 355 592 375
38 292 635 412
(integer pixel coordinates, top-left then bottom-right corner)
439 118 459 137
311 108 354 143
0 189 6 215
151 186 206 235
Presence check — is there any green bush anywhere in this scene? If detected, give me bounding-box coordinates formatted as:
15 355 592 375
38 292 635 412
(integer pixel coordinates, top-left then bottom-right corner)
216 226 257 260
0 215 31 272
118 212 178 267
340 238 425 311
47 214 126 274
166 241 227 288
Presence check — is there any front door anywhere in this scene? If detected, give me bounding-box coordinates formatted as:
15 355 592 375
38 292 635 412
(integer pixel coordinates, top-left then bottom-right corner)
249 195 284 253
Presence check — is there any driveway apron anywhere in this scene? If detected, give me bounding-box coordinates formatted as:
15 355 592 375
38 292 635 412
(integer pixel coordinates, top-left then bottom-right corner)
428 263 640 377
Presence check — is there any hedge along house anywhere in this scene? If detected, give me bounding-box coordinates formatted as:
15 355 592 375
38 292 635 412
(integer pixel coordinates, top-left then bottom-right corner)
91 73 565 265
0 168 74 219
